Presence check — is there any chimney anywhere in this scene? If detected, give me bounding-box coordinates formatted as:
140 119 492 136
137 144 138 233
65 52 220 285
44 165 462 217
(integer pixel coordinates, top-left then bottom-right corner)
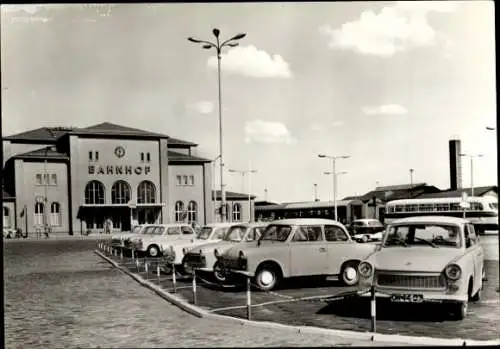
449 138 462 190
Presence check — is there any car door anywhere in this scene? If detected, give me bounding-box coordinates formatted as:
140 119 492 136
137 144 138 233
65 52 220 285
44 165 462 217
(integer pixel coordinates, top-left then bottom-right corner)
466 223 483 292
324 224 354 275
289 225 328 277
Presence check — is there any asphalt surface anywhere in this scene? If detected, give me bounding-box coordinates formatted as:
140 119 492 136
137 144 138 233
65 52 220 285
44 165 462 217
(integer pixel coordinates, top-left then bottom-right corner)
4 239 407 348
109 234 500 341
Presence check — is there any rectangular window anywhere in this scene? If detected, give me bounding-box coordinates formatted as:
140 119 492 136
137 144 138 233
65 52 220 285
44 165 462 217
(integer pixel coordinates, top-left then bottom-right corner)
325 225 349 241
189 175 194 186
436 203 449 211
176 175 182 186
50 174 57 186
146 152 151 162
43 173 49 185
89 151 93 161
419 204 433 212
183 175 188 185
36 174 42 185
95 151 99 161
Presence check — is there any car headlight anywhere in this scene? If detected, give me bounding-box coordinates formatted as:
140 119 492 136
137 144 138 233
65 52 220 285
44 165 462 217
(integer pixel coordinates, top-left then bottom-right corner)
182 247 188 255
214 249 220 258
444 264 462 281
358 261 374 277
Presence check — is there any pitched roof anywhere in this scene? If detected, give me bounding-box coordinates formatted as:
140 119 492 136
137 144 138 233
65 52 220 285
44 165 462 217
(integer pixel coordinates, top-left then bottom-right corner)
167 137 198 147
168 150 211 163
254 201 279 206
358 183 441 202
72 122 169 139
374 183 427 191
12 146 69 160
3 127 78 142
416 186 498 199
212 190 257 200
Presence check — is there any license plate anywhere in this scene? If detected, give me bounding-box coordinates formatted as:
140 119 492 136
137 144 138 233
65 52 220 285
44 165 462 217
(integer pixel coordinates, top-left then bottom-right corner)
390 294 424 303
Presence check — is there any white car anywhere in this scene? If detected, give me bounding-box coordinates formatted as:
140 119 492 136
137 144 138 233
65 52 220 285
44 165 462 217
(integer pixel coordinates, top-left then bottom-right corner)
357 216 485 320
110 224 152 247
159 222 235 273
183 222 268 282
131 223 196 257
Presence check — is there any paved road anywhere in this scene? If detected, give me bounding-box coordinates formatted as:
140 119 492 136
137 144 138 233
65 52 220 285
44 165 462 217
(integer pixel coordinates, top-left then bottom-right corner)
4 240 408 348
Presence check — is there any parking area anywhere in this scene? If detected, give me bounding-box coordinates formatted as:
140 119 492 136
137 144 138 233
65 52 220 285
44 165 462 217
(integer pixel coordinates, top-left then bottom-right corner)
97 238 500 341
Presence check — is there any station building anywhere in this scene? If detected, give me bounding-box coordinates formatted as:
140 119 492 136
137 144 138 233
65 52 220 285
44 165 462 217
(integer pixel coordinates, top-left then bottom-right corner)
2 122 255 236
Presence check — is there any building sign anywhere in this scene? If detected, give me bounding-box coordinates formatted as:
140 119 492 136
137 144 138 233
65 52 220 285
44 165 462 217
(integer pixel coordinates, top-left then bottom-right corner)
88 165 151 176
114 146 126 158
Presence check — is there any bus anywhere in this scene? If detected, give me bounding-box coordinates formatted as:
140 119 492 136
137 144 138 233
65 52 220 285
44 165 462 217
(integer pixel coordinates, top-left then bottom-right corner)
384 196 498 234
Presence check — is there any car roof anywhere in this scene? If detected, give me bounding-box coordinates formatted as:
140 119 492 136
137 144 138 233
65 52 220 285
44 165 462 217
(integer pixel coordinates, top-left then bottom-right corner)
153 223 192 227
269 218 344 226
352 219 381 223
202 222 238 228
391 216 469 225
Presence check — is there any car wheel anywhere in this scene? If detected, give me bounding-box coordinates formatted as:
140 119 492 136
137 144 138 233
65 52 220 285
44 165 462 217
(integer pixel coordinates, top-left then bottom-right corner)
213 262 227 283
470 277 482 302
181 259 193 275
255 264 280 291
340 261 360 286
450 301 468 320
361 235 369 243
147 245 161 258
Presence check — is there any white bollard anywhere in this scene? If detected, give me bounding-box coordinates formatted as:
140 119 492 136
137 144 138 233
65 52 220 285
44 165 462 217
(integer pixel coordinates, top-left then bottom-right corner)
192 269 197 305
172 263 177 293
145 261 149 274
246 275 252 320
157 263 160 283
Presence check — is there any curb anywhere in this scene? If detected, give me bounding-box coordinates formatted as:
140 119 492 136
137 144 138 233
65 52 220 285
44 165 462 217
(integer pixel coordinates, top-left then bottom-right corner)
94 250 500 347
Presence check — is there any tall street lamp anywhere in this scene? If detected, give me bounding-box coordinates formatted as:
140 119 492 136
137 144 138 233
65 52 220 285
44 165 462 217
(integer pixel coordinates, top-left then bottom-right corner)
188 29 246 222
318 154 350 221
460 153 483 197
229 168 258 222
211 155 221 220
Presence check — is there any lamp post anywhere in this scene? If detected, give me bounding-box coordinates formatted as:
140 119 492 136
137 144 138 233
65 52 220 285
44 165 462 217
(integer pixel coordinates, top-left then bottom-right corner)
459 153 483 197
211 155 221 221
313 183 318 202
319 153 350 220
188 29 246 222
229 168 258 222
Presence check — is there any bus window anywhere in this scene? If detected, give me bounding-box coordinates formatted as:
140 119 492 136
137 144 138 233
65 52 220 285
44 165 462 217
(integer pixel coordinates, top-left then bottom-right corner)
419 204 433 212
405 204 418 212
471 202 484 211
395 205 403 212
436 203 449 211
450 203 461 211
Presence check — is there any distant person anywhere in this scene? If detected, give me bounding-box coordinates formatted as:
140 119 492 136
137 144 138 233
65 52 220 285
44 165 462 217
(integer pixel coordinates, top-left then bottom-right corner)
104 218 112 234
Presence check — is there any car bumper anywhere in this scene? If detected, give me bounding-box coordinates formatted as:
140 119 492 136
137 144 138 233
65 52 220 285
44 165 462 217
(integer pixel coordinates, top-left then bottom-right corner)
358 288 467 303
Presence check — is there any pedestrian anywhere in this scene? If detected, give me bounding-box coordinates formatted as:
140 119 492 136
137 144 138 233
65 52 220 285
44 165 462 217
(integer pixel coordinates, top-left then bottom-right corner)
104 218 112 235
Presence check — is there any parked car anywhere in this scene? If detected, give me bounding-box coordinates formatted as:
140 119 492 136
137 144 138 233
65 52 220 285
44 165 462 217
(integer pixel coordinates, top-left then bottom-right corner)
183 222 268 282
348 219 385 242
131 224 196 257
218 218 376 291
159 222 235 273
356 216 484 320
110 224 147 247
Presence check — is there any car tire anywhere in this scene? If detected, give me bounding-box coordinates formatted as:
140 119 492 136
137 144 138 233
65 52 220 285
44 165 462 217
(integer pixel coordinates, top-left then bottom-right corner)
254 264 281 291
181 259 193 276
450 301 468 320
213 262 227 283
470 277 482 302
147 245 161 258
340 261 360 286
361 235 369 243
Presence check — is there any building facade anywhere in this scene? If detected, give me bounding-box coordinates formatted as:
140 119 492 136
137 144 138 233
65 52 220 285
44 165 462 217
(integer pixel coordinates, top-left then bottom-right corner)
2 122 254 236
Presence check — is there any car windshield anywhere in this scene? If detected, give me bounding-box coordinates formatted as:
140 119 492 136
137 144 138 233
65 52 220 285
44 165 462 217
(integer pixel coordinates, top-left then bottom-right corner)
150 226 166 235
260 224 292 242
197 227 212 240
142 226 157 235
131 226 141 234
384 224 462 248
224 226 248 242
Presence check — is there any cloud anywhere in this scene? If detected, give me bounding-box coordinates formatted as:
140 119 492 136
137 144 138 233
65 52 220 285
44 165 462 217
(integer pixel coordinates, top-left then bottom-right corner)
245 119 295 144
320 1 458 56
188 101 214 115
207 45 292 79
362 104 408 116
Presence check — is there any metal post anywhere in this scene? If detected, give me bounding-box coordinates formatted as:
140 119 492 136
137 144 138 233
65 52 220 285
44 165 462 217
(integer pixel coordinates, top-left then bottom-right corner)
157 263 161 284
136 258 140 272
246 275 252 320
132 249 135 260
192 269 198 305
145 259 149 275
120 247 123 260
172 262 177 293
470 156 474 197
333 158 337 220
370 285 376 333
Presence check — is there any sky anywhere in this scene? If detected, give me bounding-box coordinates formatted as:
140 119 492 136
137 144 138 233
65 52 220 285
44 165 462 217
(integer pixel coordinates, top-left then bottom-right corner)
1 2 497 203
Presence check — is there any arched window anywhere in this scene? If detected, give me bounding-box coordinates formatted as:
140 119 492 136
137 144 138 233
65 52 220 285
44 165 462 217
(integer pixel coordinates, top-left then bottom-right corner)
232 203 241 222
111 180 131 204
175 201 185 222
137 181 156 204
34 202 45 226
85 180 105 204
50 202 61 226
187 201 197 223
3 206 10 228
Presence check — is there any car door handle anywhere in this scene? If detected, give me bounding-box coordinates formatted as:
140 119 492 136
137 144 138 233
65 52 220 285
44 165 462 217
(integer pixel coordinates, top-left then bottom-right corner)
319 247 327 252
